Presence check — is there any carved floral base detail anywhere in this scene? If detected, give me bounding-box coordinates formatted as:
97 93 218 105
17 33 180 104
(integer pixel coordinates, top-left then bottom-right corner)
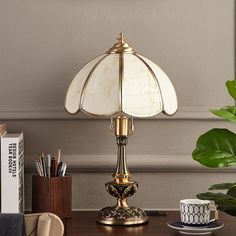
97 206 148 225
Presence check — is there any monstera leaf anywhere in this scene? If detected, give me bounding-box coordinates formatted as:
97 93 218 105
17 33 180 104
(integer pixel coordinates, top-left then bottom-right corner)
210 106 236 123
209 183 236 190
226 80 236 100
192 128 236 167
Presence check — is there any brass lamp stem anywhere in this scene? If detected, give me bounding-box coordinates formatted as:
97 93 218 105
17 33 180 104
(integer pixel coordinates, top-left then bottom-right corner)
97 115 148 225
113 116 132 183
113 136 130 183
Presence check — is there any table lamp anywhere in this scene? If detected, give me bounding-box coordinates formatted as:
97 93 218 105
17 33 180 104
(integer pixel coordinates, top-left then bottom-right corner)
65 33 178 225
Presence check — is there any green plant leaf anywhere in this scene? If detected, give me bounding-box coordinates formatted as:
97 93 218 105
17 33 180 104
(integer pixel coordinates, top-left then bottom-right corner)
226 80 236 100
192 128 236 167
216 199 236 216
227 185 236 198
197 192 234 201
209 183 236 190
210 106 236 123
197 192 236 216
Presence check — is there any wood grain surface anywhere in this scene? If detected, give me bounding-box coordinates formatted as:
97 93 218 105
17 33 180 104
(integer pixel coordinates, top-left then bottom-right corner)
32 175 72 219
65 211 236 236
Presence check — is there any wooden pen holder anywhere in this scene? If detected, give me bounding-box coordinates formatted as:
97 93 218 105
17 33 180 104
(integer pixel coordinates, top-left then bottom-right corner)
32 175 72 219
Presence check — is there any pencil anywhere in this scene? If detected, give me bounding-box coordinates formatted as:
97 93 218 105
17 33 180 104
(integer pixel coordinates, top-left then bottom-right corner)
41 153 47 177
57 148 61 164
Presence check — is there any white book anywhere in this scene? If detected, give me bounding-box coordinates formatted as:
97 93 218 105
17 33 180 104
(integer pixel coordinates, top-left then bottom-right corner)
0 125 7 212
1 132 24 213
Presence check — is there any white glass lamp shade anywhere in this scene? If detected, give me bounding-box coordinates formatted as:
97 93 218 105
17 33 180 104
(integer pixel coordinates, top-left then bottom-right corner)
65 35 177 117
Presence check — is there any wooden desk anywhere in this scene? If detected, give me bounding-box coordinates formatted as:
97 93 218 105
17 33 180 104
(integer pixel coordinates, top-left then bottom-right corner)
65 211 236 236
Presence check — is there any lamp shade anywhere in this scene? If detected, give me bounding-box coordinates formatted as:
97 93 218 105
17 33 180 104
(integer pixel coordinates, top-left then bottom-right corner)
65 34 177 118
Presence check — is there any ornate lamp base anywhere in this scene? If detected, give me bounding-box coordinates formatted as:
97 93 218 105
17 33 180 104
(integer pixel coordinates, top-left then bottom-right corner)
97 206 148 225
96 180 148 225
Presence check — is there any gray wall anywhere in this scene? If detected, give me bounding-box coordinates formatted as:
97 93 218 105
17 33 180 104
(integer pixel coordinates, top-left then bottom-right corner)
0 0 235 210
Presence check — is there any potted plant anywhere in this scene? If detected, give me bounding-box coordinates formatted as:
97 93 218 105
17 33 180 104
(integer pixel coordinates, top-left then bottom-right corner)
192 80 236 216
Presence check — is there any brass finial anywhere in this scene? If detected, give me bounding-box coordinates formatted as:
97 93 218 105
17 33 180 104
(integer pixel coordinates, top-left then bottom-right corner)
108 33 134 54
117 32 125 44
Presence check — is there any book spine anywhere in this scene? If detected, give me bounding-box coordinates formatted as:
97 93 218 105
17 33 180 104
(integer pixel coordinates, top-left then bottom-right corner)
1 133 24 213
1 136 19 212
18 134 24 213
0 130 7 212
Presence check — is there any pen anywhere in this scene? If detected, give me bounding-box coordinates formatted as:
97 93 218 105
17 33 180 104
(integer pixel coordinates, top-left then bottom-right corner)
51 157 56 177
35 160 43 176
61 163 67 176
40 153 47 177
47 154 51 178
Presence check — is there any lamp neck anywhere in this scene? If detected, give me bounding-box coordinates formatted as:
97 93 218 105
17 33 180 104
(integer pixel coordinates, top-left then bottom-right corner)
113 136 130 183
112 116 133 184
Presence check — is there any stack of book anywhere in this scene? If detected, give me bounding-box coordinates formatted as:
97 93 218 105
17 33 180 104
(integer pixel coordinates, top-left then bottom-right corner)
0 124 24 213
